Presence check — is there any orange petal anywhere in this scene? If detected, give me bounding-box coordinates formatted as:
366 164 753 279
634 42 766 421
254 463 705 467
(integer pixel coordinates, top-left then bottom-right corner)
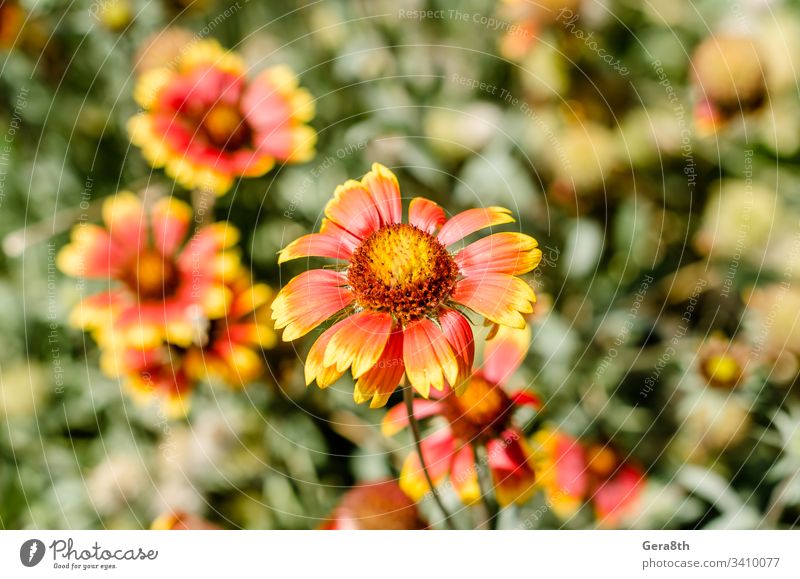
325 179 382 240
408 197 446 234
355 328 407 408
451 273 535 329
456 232 542 276
304 320 348 388
361 163 402 226
322 311 393 377
271 270 352 341
402 318 459 398
278 232 354 264
437 206 515 247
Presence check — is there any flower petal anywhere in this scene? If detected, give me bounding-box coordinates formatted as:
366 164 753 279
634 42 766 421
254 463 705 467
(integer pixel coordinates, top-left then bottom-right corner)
593 464 644 527
399 428 455 502
451 273 535 329
361 163 402 226
356 329 407 408
322 311 393 377
151 196 192 256
277 232 354 264
438 308 475 393
489 430 537 507
437 206 515 247
456 232 542 277
271 270 353 341
324 179 382 240
482 322 531 385
57 225 126 278
381 398 442 436
408 197 446 234
304 320 348 388
402 318 459 398
509 390 542 409
450 444 481 504
102 191 148 251
533 429 588 518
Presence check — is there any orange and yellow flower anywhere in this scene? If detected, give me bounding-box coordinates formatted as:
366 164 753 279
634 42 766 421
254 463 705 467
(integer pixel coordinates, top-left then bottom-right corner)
58 191 242 350
273 163 541 407
128 39 316 195
102 274 277 415
383 324 540 506
532 429 645 527
320 479 427 530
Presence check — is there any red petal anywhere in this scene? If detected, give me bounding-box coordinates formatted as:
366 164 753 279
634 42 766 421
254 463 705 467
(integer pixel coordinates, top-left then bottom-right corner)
439 308 475 391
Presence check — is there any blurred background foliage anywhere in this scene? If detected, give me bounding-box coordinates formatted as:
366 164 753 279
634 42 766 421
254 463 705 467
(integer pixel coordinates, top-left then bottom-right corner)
1 0 800 529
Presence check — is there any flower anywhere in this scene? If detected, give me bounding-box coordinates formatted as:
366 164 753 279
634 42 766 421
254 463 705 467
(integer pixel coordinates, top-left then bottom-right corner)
691 35 767 135
128 39 315 195
697 335 750 390
382 324 540 506
101 274 277 415
532 429 645 527
321 480 427 530
273 163 541 407
58 191 242 350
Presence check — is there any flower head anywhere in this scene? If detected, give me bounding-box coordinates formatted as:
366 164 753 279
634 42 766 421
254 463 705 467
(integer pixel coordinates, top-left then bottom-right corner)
102 274 277 415
697 335 749 390
532 429 645 526
273 163 541 407
58 191 242 350
128 39 316 195
383 324 540 506
321 480 427 530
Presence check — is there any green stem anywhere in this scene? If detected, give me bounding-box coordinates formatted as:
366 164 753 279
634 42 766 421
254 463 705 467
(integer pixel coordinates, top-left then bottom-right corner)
473 441 500 530
403 386 457 530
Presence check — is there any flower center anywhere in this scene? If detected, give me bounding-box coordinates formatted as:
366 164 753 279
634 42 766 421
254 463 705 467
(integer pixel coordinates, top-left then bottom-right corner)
440 375 513 441
347 223 458 324
201 103 250 150
123 249 180 301
702 354 741 388
586 445 617 478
